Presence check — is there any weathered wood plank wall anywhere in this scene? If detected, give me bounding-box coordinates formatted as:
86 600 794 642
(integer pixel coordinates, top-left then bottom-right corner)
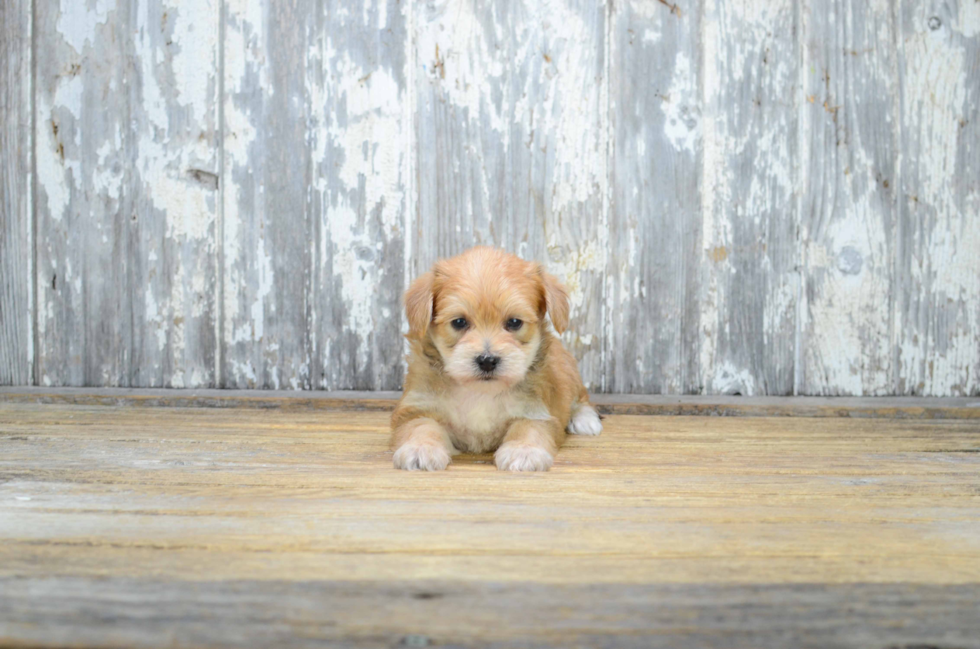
0 0 33 385
33 0 220 387
701 0 799 396
897 0 980 396
415 0 608 385
608 1 698 394
222 0 409 390
800 0 897 395
1 0 978 396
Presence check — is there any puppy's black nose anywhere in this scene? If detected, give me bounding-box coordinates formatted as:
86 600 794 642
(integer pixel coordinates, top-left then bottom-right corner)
475 354 500 373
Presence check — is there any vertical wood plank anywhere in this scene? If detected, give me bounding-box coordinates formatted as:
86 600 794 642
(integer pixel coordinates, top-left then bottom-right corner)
606 0 702 393
222 0 314 388
896 1 980 396
34 0 219 387
700 0 799 395
414 0 607 388
799 0 899 395
222 0 410 390
0 0 33 385
308 0 410 390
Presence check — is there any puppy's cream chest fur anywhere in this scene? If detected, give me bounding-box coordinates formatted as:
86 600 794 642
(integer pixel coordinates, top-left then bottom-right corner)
403 387 550 453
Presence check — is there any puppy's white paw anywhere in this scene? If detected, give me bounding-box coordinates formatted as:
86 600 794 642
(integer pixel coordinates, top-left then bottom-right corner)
494 443 553 472
568 404 602 436
393 441 452 471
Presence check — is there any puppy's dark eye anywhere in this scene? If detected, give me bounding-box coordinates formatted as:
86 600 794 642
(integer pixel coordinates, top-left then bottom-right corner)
450 317 468 331
505 318 523 331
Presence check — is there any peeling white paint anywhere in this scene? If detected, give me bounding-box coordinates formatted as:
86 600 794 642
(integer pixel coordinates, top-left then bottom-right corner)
699 0 799 394
249 234 272 344
699 7 726 387
15 0 979 396
36 75 84 222
899 9 980 395
956 1 980 38
548 239 603 314
138 1 217 244
418 1 506 135
57 0 110 55
326 63 404 231
92 138 122 202
169 4 214 120
223 0 267 372
223 0 264 164
662 52 699 153
711 361 757 396
323 206 376 358
304 8 408 386
902 32 967 232
144 287 167 352
536 0 606 212
803 146 893 395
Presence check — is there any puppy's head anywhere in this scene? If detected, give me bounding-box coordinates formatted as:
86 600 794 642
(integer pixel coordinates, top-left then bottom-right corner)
405 247 569 388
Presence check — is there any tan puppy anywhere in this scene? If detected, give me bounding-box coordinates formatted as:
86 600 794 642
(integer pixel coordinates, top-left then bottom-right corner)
391 247 602 471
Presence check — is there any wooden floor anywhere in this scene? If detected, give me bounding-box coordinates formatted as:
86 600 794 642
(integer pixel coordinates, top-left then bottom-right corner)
1 397 979 648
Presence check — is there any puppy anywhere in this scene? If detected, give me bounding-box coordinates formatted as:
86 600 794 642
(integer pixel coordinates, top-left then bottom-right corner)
391 247 602 471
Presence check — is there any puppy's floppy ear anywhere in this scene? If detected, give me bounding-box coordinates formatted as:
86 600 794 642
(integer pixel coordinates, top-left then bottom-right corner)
404 271 435 336
536 266 570 334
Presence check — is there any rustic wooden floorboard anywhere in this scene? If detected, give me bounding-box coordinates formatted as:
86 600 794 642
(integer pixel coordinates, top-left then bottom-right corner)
2 387 979 418
1 402 979 648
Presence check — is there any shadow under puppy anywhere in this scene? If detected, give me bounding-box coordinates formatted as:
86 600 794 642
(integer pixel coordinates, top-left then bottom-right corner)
391 247 602 471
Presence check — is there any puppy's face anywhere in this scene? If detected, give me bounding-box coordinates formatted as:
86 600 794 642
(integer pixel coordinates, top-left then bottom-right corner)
405 248 569 389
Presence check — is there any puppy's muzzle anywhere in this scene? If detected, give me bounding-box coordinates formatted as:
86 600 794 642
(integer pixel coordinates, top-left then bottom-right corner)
475 353 501 376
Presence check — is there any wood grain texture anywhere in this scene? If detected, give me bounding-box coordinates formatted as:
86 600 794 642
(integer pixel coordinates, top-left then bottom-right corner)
221 0 315 389
222 0 408 390
414 0 607 388
606 0 701 394
1 403 979 646
309 0 410 391
799 0 898 395
3 580 979 649
33 0 219 388
896 0 980 397
700 0 799 396
3 386 980 418
0 0 32 385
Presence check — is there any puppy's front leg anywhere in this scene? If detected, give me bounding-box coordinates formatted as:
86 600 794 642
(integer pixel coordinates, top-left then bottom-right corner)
392 417 456 471
494 419 564 472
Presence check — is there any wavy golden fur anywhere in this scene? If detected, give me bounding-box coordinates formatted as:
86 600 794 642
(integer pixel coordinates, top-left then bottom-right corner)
391 247 601 471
